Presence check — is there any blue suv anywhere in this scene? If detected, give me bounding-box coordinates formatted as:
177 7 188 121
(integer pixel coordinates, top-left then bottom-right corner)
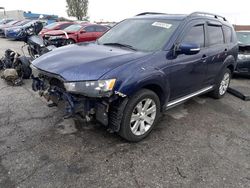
31 12 238 142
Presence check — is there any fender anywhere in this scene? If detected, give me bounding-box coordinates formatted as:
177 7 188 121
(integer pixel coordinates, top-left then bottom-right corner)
222 54 237 70
215 54 236 82
116 66 170 108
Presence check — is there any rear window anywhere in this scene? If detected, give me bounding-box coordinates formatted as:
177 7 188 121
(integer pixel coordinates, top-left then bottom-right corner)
223 26 232 43
207 25 224 46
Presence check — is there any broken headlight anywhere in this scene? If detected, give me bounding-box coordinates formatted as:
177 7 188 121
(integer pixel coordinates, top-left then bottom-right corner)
64 79 116 97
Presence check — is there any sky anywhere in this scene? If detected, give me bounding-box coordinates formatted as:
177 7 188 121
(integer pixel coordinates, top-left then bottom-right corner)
0 0 249 25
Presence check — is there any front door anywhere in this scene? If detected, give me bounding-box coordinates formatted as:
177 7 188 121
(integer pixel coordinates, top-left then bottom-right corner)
168 21 208 100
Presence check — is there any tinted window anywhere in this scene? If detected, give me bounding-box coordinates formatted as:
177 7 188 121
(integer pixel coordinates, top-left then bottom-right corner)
207 25 224 45
95 25 108 32
182 25 205 47
223 26 232 43
85 26 95 32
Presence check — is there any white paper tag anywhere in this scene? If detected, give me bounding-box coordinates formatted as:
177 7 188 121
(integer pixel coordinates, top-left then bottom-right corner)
152 22 172 29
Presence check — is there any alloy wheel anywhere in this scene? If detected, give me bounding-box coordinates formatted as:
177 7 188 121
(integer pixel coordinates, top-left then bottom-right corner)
130 98 157 136
219 72 230 95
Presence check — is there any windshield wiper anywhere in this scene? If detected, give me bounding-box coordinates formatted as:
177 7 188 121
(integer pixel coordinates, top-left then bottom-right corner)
102 42 138 51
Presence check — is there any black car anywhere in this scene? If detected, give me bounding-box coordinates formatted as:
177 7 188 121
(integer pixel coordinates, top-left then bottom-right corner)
235 31 250 75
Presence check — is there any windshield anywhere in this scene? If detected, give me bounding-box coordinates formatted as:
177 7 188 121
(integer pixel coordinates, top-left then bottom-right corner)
98 19 180 51
64 24 82 32
45 22 59 29
237 32 250 45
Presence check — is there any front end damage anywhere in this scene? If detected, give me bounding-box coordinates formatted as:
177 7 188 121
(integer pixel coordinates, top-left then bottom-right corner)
236 45 250 75
31 65 127 131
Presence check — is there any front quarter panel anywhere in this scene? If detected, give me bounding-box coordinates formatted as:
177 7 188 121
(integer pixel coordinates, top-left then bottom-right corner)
100 51 170 107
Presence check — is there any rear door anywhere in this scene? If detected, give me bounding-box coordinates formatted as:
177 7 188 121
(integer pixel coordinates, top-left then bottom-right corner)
169 20 208 100
204 22 228 84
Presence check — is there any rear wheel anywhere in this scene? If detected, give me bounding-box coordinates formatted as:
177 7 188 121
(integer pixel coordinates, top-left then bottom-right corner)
210 68 231 99
118 89 161 142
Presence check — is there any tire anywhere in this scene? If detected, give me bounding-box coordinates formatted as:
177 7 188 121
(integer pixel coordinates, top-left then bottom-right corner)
65 39 75 45
210 68 231 99
118 89 161 142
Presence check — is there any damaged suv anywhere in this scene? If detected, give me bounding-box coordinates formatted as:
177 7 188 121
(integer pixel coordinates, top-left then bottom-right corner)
31 12 238 142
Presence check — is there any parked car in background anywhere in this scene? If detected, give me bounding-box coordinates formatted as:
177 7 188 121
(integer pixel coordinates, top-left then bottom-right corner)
39 21 75 37
0 20 22 37
0 18 13 25
235 31 250 75
2 20 31 38
43 23 109 47
5 20 46 40
31 12 238 142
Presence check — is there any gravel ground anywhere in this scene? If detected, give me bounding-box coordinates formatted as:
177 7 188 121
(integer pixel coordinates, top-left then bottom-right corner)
0 38 250 188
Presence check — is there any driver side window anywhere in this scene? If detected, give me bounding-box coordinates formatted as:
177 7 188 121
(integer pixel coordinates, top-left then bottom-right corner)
84 26 95 32
182 25 205 48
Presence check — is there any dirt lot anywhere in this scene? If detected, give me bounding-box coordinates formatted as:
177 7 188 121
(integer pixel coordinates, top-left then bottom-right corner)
0 38 250 188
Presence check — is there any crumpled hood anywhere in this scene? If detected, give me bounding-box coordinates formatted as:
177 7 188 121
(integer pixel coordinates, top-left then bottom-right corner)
45 30 72 36
32 43 149 81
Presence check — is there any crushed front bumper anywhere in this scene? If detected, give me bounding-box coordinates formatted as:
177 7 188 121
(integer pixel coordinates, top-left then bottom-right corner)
31 75 111 126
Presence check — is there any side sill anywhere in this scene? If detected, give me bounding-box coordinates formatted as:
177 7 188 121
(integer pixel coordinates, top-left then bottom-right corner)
165 86 214 110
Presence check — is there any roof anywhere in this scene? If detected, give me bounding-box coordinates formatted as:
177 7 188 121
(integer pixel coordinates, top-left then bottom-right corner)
133 12 228 23
133 14 187 21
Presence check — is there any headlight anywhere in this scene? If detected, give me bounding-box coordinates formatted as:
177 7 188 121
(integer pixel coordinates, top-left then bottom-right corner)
64 79 116 97
238 54 250 60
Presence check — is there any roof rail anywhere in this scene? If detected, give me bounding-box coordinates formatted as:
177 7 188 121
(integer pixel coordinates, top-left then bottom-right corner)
189 12 227 21
136 12 166 16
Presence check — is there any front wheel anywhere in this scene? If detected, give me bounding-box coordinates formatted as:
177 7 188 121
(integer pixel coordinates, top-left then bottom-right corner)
64 39 75 46
210 68 231 99
118 89 161 142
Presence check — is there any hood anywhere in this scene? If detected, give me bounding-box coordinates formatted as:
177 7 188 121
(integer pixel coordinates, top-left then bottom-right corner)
32 43 149 81
6 26 23 31
45 30 73 36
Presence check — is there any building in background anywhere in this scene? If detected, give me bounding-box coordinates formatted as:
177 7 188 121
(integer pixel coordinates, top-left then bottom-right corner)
234 25 250 31
0 10 58 24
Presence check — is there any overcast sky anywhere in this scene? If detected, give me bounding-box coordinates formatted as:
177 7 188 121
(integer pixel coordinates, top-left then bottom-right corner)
0 0 249 24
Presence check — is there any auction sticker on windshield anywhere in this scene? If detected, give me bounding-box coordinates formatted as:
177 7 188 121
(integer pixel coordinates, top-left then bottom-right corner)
152 22 172 29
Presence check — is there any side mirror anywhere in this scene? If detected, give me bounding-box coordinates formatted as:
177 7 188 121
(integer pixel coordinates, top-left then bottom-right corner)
80 30 86 34
178 43 200 55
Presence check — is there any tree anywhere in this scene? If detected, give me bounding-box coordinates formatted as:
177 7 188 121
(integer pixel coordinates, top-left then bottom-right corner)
66 0 88 20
